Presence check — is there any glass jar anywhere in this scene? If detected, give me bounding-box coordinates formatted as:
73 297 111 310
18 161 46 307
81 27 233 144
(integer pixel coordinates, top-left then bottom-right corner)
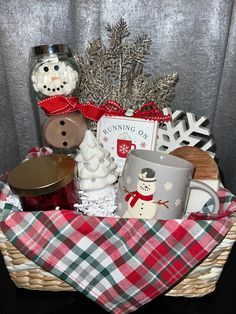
7 154 80 211
29 44 87 153
29 44 81 102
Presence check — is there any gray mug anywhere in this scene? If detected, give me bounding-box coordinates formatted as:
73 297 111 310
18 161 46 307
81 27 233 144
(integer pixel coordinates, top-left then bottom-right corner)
115 149 220 220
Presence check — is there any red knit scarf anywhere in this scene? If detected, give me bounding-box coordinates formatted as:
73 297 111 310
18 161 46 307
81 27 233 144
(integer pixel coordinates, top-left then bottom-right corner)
125 191 153 208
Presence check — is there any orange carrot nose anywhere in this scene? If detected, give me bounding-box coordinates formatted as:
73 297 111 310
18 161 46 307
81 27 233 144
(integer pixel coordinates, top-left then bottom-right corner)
51 76 59 81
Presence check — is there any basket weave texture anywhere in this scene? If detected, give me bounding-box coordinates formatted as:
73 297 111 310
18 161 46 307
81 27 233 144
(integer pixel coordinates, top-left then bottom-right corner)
1 213 236 297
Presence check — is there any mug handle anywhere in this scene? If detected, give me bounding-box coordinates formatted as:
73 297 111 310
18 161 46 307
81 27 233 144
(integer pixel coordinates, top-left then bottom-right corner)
189 180 220 214
131 143 136 149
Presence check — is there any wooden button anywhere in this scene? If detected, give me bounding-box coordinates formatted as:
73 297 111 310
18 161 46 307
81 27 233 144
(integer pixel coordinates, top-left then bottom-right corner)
42 112 88 149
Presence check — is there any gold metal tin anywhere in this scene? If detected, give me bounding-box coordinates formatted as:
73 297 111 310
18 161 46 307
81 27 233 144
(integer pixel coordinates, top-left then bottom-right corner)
7 154 76 196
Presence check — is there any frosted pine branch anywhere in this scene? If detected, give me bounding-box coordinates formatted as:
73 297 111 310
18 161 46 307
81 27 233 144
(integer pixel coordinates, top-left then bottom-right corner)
74 18 178 113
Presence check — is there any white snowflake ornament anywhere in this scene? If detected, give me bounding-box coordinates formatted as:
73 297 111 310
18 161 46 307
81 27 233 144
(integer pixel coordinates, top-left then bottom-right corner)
156 107 214 153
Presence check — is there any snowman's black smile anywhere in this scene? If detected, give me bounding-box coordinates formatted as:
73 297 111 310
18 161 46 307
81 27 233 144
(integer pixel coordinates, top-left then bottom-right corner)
43 81 67 92
140 185 151 192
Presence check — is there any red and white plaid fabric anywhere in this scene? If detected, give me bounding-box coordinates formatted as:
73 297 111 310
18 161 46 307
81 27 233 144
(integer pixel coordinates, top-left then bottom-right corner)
25 146 53 159
1 187 236 314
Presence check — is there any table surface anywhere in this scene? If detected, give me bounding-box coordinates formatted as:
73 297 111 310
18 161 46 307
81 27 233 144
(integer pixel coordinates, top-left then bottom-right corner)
1 243 236 314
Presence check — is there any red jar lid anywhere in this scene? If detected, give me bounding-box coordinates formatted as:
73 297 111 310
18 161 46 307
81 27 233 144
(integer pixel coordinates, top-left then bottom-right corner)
7 154 76 196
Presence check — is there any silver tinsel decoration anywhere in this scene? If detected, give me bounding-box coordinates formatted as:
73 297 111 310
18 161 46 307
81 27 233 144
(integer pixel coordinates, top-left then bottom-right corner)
73 18 178 112
74 184 119 217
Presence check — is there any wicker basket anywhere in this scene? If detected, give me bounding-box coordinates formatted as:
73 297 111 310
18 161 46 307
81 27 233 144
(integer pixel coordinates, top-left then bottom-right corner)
1 213 236 297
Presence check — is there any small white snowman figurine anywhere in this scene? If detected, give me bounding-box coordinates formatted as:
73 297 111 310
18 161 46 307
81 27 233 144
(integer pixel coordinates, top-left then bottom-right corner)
124 168 169 219
30 44 87 150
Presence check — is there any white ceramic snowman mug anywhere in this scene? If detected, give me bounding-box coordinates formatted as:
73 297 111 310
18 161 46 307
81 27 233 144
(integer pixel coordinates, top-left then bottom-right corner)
115 149 220 220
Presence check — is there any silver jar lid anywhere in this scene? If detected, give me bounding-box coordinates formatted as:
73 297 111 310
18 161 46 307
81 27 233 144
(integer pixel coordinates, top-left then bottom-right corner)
32 44 72 56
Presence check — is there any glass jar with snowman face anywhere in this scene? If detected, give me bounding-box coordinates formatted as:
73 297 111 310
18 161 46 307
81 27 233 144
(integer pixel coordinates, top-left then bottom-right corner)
29 44 87 152
29 44 81 101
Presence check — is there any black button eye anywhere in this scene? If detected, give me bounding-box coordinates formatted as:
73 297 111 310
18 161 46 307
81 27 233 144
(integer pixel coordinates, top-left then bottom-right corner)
54 65 59 71
43 66 49 72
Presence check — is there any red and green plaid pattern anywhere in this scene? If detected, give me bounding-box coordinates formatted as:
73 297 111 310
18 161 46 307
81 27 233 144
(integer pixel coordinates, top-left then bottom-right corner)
0 182 20 221
1 188 236 314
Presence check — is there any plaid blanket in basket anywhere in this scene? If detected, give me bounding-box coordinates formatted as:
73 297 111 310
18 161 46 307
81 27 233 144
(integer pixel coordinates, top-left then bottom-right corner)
0 183 236 314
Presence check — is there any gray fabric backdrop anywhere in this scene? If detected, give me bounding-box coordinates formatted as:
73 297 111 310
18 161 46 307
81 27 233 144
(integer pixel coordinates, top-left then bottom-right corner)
0 0 236 194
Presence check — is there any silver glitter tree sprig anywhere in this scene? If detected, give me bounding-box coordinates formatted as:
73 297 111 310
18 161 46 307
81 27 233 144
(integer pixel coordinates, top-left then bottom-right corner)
73 18 178 112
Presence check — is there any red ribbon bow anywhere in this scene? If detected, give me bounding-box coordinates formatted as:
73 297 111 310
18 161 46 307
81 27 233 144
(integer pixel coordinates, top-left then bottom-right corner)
38 96 171 122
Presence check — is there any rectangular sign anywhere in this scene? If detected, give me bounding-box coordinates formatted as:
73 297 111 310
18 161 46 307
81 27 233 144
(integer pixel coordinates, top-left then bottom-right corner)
97 115 158 174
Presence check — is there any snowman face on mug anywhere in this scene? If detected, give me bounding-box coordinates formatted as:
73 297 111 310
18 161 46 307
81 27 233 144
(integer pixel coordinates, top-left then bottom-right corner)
137 178 157 195
31 59 78 97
